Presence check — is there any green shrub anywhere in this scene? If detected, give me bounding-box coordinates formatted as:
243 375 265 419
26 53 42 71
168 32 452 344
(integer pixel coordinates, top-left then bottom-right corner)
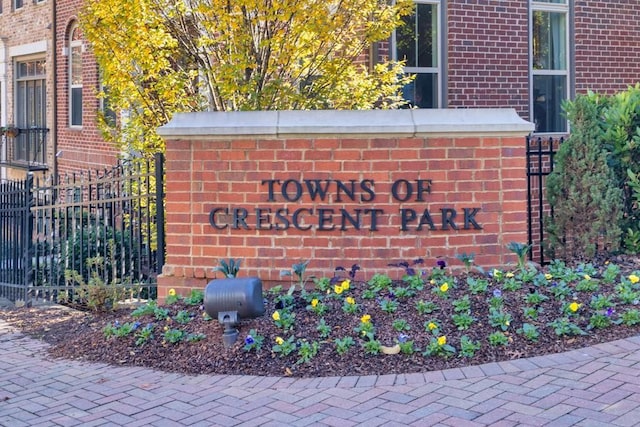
604 84 640 253
546 92 623 259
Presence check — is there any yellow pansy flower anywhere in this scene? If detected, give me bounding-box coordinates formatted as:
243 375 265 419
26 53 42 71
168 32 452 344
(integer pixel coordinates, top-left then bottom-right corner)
584 274 591 280
272 311 280 321
569 302 580 312
341 279 351 290
361 314 371 324
334 284 344 295
440 283 449 293
168 288 176 296
437 336 447 346
430 279 436 285
629 274 640 284
428 322 437 331
346 296 355 305
544 273 552 280
275 336 284 345
311 299 319 307
506 272 514 278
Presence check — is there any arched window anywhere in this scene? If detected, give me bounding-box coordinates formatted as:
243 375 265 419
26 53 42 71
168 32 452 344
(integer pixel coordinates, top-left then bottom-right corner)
69 24 83 127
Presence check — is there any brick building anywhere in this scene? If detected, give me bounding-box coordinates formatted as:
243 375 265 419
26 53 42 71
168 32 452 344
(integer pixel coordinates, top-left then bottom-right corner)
1 0 640 179
0 0 54 181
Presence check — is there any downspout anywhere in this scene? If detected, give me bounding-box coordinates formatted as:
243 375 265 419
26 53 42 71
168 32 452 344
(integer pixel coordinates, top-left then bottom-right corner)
51 0 58 184
0 36 7 181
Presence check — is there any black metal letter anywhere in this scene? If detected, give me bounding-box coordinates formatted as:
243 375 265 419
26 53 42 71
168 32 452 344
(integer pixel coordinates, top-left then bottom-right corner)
209 208 229 230
400 208 417 231
392 179 413 202
464 208 482 229
441 208 458 230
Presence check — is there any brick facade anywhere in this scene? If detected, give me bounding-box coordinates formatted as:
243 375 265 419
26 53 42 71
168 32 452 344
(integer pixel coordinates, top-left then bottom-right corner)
446 1 530 116
54 0 119 176
0 0 53 181
156 109 535 299
573 1 640 94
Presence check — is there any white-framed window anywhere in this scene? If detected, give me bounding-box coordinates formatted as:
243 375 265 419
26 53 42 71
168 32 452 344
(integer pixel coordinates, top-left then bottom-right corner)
14 0 23 10
69 24 83 127
393 0 442 108
531 0 570 133
15 58 46 163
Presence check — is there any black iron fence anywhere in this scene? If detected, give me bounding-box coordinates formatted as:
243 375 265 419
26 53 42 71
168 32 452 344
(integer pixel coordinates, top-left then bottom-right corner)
0 176 33 302
526 135 564 265
0 154 165 306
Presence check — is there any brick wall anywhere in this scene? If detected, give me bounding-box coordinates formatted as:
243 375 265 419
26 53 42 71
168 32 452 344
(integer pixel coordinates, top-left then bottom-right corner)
157 109 534 299
574 1 640 95
55 0 119 176
447 1 530 119
0 0 54 180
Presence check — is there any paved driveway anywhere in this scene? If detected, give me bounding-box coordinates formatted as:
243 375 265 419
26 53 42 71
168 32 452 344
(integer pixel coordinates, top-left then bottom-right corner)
1 318 640 426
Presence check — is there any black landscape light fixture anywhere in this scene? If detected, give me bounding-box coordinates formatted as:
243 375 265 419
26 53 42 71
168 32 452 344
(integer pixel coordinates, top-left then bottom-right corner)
203 277 265 347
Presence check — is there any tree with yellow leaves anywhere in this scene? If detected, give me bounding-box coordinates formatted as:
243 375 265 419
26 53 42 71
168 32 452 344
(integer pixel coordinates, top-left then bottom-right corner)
81 0 414 154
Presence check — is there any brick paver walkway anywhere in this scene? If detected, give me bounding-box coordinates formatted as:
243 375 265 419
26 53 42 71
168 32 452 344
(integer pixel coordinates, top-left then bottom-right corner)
1 318 639 426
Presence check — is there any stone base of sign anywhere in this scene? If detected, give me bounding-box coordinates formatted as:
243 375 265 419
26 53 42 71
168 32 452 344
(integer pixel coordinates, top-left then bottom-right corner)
157 109 534 300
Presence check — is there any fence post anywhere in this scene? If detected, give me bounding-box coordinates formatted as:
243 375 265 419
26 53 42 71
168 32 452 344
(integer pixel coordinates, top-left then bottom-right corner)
23 173 34 306
155 153 165 274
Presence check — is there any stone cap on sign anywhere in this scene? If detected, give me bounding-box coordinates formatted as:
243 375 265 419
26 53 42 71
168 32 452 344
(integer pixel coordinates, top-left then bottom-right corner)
158 108 535 140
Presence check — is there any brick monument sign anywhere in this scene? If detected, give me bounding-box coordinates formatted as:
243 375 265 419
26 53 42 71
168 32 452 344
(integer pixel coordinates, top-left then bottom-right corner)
157 109 534 299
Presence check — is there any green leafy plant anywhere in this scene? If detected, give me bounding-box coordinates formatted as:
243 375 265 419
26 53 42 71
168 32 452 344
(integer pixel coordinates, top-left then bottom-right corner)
602 263 621 284
183 289 204 305
523 306 542 320
213 258 242 278
281 260 314 295
334 336 355 356
590 294 615 310
423 336 456 358
415 300 438 315
174 310 193 324
362 336 382 355
621 309 640 326
488 308 512 331
379 298 399 314
163 328 185 344
271 310 296 331
186 333 206 342
506 242 532 270
243 330 265 352
367 273 393 293
134 323 154 346
589 313 614 329
451 313 475 331
466 277 489 294
316 318 332 338
272 336 296 357
488 331 509 346
392 318 410 332
297 340 320 364
131 301 158 317
342 297 359 314
548 318 587 336
455 252 476 273
459 335 481 358
153 307 170 321
524 290 548 305
575 276 599 292
307 298 328 315
518 323 540 342
452 295 471 313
